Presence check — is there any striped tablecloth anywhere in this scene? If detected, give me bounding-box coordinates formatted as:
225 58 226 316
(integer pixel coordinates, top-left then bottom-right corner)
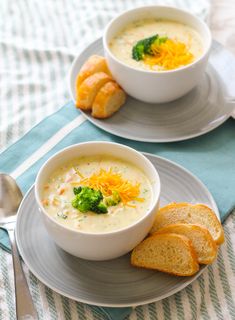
0 1 235 319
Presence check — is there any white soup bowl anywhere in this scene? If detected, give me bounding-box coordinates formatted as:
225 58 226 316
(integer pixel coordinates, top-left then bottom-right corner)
103 5 212 103
35 141 161 261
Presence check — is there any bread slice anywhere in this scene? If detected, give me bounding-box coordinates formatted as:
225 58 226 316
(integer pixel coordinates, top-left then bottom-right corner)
76 55 111 89
150 203 224 245
155 223 217 264
91 81 126 118
131 233 199 276
76 72 112 110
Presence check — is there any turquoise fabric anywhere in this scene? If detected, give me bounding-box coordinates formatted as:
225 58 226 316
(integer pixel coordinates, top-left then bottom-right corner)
0 101 234 319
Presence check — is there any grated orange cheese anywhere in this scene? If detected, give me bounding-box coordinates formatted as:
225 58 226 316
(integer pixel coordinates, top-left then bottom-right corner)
144 39 194 70
80 168 144 206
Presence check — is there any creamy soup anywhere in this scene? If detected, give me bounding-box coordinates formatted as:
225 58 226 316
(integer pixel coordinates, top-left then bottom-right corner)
42 156 153 233
109 19 204 71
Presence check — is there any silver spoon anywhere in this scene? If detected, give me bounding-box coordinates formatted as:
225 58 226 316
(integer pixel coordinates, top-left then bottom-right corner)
0 173 38 320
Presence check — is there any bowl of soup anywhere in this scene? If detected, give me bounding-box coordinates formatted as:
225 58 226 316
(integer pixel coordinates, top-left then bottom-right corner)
103 6 212 103
35 142 160 260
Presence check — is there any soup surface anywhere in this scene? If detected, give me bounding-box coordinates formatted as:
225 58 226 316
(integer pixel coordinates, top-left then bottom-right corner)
42 156 153 233
109 19 204 71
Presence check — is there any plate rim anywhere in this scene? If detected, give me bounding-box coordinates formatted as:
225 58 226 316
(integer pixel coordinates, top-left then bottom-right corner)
15 153 219 307
68 37 232 143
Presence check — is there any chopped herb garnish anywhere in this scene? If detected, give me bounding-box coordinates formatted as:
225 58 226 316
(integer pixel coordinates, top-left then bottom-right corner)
57 211 68 219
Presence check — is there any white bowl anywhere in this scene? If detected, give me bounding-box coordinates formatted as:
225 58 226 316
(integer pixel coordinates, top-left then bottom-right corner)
103 5 212 103
35 142 160 261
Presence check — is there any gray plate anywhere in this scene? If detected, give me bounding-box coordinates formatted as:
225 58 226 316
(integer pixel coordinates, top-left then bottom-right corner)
69 40 235 142
16 154 220 307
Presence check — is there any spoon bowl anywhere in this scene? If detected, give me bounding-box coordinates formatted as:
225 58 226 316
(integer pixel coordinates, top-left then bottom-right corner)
0 173 23 218
0 173 38 319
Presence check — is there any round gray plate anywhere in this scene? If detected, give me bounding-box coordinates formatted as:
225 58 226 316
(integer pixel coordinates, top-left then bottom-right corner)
16 154 220 307
69 40 235 142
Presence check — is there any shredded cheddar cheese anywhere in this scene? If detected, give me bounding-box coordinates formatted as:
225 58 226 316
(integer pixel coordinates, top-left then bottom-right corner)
80 168 144 206
144 39 194 70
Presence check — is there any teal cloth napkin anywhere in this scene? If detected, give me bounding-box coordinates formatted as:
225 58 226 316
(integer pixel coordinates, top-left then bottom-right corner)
0 102 235 320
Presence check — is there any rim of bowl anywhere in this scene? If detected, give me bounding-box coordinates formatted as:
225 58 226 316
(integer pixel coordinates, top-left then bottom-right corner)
103 5 212 74
35 141 161 237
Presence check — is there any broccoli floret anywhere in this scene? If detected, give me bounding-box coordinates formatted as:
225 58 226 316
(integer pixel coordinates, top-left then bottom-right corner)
104 191 121 207
132 34 167 61
132 35 158 61
73 186 82 195
132 40 145 61
155 36 168 46
94 202 108 214
71 186 107 214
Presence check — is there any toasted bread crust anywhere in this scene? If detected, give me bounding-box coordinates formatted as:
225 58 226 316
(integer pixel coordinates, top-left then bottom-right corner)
150 203 224 245
91 81 126 118
76 55 111 89
75 55 126 118
155 223 217 264
76 72 112 110
131 233 199 276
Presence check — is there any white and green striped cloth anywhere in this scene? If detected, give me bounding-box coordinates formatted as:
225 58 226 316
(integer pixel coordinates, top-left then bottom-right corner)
1 1 235 320
0 0 211 151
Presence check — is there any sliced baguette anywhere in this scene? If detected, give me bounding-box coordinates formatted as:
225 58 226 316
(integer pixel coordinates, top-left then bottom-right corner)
76 72 112 110
76 55 111 89
131 233 199 276
91 81 126 118
155 223 217 264
150 203 224 245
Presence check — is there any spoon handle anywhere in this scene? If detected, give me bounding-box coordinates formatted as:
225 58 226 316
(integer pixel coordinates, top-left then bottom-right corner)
8 229 38 320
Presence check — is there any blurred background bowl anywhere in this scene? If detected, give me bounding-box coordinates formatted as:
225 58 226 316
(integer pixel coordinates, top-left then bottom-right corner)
103 5 212 103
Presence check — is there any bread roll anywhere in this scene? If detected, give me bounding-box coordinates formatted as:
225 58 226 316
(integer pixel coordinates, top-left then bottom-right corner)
131 233 199 276
150 203 224 245
76 55 111 89
155 223 217 264
76 72 112 110
92 82 126 118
